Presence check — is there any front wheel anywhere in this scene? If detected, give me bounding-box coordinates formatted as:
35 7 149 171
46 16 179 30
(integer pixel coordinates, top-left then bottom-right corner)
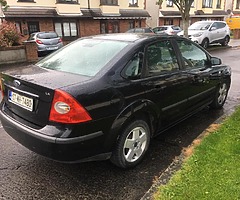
210 82 229 109
201 38 209 49
110 119 150 168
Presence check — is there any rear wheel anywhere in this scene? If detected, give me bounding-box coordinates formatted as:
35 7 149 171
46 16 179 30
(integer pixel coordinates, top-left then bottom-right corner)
201 38 209 49
110 119 150 168
221 36 230 46
210 82 229 109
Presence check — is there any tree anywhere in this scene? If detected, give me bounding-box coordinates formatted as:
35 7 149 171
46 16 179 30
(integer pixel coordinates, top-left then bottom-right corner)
0 0 8 11
157 0 194 37
0 21 20 47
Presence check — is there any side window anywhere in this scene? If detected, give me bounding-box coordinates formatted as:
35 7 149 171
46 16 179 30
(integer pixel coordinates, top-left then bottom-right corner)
217 22 226 29
146 40 179 76
177 40 208 69
123 51 143 79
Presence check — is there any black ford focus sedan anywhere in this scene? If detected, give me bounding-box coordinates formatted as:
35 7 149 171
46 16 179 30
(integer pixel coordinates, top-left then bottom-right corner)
0 33 231 168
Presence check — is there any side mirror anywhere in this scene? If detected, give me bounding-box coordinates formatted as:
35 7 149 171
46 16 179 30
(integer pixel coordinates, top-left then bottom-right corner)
210 27 217 31
211 57 221 65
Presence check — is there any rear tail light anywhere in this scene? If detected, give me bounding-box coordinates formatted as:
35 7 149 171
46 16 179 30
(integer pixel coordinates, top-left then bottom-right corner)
36 39 43 44
49 89 92 124
58 38 62 43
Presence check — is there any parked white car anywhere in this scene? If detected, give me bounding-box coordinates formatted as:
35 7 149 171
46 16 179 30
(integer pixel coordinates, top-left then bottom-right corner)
153 25 182 35
178 21 231 48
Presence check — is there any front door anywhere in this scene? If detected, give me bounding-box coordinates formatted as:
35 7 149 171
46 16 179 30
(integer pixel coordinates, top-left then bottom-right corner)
175 39 216 113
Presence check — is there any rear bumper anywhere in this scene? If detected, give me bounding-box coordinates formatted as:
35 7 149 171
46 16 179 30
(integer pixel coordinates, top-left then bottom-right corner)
0 109 110 163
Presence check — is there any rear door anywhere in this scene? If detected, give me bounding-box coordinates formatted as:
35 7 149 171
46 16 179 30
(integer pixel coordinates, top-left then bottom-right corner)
141 39 190 128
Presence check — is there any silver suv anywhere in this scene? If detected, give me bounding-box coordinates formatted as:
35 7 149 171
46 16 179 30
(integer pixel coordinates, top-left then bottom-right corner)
178 21 230 48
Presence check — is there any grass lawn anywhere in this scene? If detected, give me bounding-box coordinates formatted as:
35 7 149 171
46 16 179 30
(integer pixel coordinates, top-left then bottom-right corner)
154 107 240 200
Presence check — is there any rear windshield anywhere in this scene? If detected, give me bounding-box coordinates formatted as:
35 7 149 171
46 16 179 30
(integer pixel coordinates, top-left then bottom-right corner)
37 32 58 39
36 38 129 76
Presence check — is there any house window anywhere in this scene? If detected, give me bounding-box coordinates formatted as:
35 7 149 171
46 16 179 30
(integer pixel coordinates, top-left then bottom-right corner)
56 0 78 3
236 0 240 9
28 21 40 34
191 0 195 7
100 0 118 5
164 18 173 25
15 22 22 33
166 0 173 7
17 0 35 2
129 0 138 7
54 21 78 38
202 0 213 8
129 21 135 29
216 0 221 8
100 21 119 34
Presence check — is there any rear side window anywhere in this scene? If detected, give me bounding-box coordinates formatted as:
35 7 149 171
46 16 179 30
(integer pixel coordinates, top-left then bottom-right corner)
37 32 58 39
217 22 226 29
146 40 179 76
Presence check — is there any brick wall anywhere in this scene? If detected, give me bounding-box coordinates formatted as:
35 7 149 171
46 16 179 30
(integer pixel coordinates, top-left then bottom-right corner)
79 19 100 37
40 19 54 32
24 41 38 62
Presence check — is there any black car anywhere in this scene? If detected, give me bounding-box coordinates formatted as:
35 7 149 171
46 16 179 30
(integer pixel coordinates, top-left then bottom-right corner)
0 33 231 168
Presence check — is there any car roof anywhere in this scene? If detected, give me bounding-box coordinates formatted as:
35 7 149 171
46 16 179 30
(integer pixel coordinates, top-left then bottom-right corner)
194 20 225 24
90 33 171 43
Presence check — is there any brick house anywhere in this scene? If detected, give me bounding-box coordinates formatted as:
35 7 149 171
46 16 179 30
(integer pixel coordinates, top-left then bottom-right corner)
146 0 228 28
0 0 150 43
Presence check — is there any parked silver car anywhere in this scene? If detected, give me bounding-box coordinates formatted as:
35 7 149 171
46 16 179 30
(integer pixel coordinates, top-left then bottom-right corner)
153 25 182 35
177 21 231 48
27 32 63 56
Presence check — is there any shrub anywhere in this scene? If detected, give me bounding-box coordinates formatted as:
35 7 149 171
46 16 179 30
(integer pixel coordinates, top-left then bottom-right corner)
0 21 21 47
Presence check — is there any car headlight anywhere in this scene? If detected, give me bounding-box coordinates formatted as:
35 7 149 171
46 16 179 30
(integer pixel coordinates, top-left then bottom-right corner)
192 32 203 37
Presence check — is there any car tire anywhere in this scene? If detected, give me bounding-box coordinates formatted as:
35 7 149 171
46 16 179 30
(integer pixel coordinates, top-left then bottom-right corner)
201 38 209 49
210 81 229 109
221 36 230 46
110 119 150 168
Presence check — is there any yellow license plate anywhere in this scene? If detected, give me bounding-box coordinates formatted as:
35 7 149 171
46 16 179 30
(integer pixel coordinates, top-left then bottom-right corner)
9 91 33 111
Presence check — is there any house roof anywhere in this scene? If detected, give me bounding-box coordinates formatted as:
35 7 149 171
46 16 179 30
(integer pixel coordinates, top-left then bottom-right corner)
3 7 150 19
160 10 227 18
3 7 58 18
81 8 150 19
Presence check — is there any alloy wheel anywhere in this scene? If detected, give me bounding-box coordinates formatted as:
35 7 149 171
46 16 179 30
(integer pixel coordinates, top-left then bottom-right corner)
123 126 147 162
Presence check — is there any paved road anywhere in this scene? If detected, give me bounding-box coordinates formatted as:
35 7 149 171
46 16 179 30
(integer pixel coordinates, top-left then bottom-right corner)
0 48 239 200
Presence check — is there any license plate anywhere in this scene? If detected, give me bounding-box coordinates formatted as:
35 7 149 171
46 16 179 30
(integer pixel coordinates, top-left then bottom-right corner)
8 91 33 111
47 47 58 50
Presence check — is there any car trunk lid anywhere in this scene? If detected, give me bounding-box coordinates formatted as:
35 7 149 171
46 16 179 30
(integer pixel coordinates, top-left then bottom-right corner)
1 65 91 128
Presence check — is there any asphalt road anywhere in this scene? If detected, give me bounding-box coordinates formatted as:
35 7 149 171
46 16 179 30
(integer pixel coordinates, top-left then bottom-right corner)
0 48 240 200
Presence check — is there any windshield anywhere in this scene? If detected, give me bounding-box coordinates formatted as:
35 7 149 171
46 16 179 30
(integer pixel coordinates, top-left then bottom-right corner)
36 38 129 76
38 32 58 39
189 22 212 30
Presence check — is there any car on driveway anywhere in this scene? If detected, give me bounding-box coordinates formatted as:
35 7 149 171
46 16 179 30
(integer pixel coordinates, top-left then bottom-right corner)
27 31 63 56
0 33 231 168
126 27 154 33
153 25 182 35
177 21 231 48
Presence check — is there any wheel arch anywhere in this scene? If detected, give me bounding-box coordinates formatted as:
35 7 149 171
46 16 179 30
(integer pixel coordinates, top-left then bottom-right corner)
103 99 160 151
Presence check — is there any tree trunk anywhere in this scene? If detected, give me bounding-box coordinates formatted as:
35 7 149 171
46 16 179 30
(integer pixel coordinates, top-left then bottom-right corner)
182 15 190 38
